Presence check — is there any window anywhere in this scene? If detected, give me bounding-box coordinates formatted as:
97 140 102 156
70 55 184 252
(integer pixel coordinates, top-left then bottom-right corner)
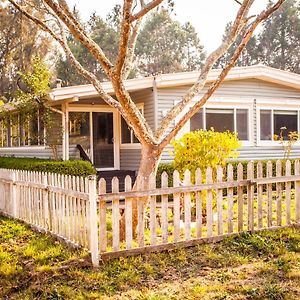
0 111 45 148
260 110 298 141
121 106 143 144
69 112 91 155
190 109 203 131
190 108 249 140
206 109 234 132
274 111 297 140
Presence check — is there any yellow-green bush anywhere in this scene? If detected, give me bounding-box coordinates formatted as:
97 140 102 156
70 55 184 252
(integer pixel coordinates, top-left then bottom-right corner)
171 129 241 176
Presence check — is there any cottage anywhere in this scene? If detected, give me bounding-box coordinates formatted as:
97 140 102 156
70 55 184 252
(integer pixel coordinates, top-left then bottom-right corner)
1 64 300 171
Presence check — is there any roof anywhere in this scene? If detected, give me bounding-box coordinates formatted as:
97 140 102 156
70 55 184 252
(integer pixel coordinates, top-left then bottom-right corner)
49 65 300 101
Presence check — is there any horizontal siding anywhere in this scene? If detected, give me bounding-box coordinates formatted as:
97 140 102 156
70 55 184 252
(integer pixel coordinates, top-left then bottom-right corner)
120 149 141 170
157 79 300 126
235 146 300 161
130 88 155 131
0 146 63 160
161 146 300 164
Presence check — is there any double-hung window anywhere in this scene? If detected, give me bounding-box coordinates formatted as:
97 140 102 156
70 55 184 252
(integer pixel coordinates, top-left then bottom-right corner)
190 108 249 141
120 105 144 145
260 109 298 141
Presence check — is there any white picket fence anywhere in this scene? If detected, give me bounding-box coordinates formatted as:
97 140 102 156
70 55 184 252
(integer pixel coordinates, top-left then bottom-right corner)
1 160 300 267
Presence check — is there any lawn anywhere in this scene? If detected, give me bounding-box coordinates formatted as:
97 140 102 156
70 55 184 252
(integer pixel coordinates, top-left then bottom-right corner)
0 215 300 299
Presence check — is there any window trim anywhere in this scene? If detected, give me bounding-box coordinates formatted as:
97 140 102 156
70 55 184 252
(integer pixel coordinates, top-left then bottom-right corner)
257 106 300 146
0 111 46 148
188 104 253 146
120 103 144 149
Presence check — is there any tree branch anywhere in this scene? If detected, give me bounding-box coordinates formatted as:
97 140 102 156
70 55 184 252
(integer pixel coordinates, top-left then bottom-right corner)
114 0 134 76
42 0 114 75
122 19 142 79
155 0 255 140
234 0 242 5
7 0 126 114
130 0 165 22
159 0 287 149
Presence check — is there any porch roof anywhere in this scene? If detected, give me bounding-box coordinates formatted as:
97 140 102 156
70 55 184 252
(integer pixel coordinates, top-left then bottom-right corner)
49 65 300 102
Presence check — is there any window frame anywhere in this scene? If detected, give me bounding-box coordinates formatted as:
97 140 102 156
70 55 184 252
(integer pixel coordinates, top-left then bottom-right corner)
0 111 46 149
119 103 144 149
257 106 300 146
187 104 253 145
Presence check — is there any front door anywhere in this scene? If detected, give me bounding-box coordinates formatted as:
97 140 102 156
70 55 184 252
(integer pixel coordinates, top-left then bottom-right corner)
92 112 115 169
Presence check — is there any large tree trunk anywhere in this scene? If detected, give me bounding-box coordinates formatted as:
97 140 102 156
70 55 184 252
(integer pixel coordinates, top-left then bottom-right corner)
120 143 163 240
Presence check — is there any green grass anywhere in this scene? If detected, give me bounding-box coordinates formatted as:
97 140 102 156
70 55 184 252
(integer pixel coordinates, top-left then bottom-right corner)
1 215 300 299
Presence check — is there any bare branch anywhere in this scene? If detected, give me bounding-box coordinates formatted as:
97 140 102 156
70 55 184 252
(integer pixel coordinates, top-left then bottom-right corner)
130 0 165 22
122 19 142 79
7 0 125 113
57 0 87 35
114 0 134 76
234 0 242 5
159 0 287 149
155 0 255 139
42 0 113 75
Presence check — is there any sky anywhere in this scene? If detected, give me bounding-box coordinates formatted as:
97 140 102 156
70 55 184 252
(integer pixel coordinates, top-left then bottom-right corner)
66 0 269 52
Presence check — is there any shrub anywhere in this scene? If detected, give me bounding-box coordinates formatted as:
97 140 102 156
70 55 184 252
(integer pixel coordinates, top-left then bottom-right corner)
171 129 240 176
0 157 96 177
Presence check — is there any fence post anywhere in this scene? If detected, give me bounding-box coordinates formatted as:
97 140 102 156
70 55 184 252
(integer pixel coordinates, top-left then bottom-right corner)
88 175 99 267
11 170 17 218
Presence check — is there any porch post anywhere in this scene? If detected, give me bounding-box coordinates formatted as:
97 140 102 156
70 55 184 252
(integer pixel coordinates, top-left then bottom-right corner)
61 105 66 161
61 103 69 161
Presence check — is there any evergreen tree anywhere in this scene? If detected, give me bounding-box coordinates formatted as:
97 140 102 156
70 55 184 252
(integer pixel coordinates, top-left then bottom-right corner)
215 22 259 68
257 0 300 73
56 7 205 85
135 9 205 75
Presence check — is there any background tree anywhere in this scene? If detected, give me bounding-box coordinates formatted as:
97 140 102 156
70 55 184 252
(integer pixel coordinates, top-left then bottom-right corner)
257 0 300 73
135 9 205 75
56 10 120 86
215 22 259 68
0 1 54 100
217 0 300 73
56 6 205 85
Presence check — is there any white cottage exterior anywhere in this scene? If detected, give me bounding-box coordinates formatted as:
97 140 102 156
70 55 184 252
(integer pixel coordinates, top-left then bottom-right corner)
1 65 300 171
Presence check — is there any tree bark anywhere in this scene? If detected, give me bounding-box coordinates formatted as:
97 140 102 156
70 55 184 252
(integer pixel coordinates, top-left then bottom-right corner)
120 143 162 240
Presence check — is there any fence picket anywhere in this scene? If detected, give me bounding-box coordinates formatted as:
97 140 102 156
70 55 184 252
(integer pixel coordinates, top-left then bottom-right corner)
227 164 234 234
99 178 107 253
267 161 273 227
295 160 300 223
216 166 223 236
149 173 157 246
285 160 291 225
173 170 181 242
247 162 254 232
237 163 243 232
276 160 282 226
184 170 191 240
125 175 133 249
161 172 169 244
257 162 263 229
195 168 202 238
206 167 213 238
137 176 145 247
112 177 120 251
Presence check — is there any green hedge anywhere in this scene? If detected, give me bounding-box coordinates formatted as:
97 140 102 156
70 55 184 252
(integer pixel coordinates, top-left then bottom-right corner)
0 157 96 177
157 159 298 187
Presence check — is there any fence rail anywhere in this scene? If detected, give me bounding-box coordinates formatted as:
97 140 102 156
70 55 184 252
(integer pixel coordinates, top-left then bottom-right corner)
0 159 300 267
